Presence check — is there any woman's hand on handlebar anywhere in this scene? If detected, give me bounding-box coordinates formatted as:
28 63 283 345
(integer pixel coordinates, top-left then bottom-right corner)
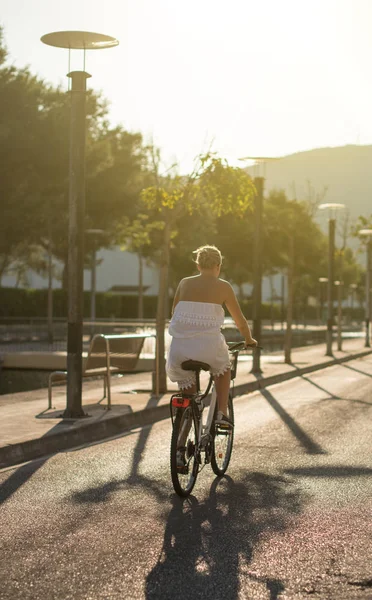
244 338 258 348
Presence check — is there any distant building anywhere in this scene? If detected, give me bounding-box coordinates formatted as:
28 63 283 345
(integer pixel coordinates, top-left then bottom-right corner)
2 245 280 304
2 248 160 295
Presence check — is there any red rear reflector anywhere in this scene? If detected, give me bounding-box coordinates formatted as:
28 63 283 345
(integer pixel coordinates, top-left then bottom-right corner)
172 397 190 408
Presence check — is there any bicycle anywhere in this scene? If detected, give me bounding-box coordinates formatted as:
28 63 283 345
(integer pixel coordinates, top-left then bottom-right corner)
169 341 258 497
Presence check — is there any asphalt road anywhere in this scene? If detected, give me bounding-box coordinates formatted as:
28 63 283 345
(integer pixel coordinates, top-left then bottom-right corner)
1 356 371 600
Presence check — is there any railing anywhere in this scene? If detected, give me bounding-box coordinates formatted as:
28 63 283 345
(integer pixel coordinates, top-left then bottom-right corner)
0 318 164 353
0 317 364 355
48 332 155 409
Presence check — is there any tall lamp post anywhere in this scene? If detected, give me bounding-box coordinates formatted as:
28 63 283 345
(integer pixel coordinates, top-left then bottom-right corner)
239 157 279 373
41 31 118 418
358 229 372 347
318 203 345 356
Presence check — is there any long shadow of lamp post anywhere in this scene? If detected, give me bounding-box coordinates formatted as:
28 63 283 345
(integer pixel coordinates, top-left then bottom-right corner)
41 31 118 418
238 157 279 374
318 203 345 357
358 228 372 347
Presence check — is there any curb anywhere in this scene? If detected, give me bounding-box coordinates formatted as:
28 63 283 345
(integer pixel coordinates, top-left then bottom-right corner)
1 348 371 469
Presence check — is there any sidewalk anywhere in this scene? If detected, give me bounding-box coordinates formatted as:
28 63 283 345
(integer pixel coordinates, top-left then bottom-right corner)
0 339 371 469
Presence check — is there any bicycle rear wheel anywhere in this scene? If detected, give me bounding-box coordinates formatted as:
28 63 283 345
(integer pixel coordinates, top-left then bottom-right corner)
170 406 199 497
211 391 234 476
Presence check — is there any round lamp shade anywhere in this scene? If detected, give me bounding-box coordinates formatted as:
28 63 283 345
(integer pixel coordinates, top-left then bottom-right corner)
41 31 119 50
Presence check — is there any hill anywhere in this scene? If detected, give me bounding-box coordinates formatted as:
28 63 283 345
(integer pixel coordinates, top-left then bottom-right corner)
246 144 372 220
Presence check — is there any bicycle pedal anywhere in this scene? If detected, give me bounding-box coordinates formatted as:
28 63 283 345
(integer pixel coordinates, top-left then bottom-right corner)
215 429 231 436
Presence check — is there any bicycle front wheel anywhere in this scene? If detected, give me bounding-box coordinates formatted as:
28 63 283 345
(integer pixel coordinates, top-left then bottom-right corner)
211 391 234 476
170 406 199 497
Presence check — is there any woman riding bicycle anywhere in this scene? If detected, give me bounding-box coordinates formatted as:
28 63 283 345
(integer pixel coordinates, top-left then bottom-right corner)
166 245 257 428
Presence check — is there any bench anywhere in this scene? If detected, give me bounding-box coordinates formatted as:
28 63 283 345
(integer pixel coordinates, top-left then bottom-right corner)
48 333 154 410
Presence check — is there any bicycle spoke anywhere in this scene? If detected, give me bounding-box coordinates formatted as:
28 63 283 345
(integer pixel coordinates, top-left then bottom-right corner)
170 406 199 497
211 393 234 476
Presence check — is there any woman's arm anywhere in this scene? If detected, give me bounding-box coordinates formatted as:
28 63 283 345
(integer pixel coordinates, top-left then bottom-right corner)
224 282 257 345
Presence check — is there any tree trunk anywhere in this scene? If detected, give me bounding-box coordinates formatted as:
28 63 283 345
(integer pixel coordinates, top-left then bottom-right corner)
269 275 275 330
15 270 21 288
0 255 10 287
155 220 171 393
284 237 295 364
164 267 170 320
281 273 285 331
138 252 143 320
47 243 54 346
62 257 68 291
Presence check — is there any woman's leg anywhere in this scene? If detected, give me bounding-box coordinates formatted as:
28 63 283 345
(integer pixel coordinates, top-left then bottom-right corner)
214 369 231 415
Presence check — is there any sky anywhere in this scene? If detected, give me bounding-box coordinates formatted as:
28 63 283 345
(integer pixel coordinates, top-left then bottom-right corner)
2 0 372 172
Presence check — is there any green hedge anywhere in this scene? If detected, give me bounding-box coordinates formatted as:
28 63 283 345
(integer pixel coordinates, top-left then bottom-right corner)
0 287 365 320
0 288 160 319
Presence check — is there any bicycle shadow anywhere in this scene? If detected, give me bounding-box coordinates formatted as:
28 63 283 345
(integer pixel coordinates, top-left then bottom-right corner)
145 473 303 600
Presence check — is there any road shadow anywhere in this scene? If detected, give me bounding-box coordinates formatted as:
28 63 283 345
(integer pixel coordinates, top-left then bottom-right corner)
0 457 48 505
145 473 303 600
259 388 327 455
1 390 154 506
70 393 169 505
300 371 372 407
0 408 81 505
285 465 372 478
300 374 341 399
340 362 372 379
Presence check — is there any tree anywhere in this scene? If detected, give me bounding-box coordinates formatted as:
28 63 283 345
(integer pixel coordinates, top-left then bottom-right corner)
263 190 328 362
0 27 151 289
0 34 46 281
213 211 254 296
117 213 163 318
141 153 255 392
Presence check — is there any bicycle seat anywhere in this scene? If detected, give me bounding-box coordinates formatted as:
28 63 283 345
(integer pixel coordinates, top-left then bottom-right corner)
181 360 211 372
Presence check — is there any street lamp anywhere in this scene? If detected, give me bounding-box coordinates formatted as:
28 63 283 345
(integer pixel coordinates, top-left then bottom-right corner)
41 31 118 418
239 157 279 373
358 228 372 347
318 203 345 356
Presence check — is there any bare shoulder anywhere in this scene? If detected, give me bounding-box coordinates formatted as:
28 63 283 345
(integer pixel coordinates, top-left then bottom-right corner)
218 278 235 301
181 275 199 285
219 278 234 292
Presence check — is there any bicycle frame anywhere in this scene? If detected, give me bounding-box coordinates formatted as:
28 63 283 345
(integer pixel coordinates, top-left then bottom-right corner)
170 342 248 428
169 341 246 457
169 341 260 495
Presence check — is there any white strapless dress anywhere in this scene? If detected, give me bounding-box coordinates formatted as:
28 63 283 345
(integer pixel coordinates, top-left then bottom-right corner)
166 301 230 389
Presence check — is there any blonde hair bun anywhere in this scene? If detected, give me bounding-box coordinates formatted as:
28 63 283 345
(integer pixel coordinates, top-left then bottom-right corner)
193 245 222 270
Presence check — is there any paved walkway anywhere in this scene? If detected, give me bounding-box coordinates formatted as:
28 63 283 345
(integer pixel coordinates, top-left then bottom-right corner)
0 339 370 469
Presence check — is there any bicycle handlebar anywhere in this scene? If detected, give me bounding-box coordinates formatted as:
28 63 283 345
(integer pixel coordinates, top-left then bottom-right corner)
228 341 263 352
